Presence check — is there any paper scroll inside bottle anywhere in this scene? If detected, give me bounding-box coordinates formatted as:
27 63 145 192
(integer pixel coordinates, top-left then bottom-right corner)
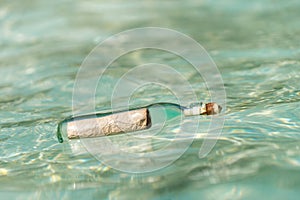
67 108 151 139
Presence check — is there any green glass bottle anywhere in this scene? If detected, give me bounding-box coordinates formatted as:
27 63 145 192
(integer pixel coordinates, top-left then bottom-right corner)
57 102 221 143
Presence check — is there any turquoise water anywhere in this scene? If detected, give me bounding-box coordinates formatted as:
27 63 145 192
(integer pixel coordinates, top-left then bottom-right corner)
1 0 300 199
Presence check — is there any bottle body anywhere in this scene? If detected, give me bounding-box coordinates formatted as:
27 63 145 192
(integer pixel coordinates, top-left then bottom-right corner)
57 103 186 142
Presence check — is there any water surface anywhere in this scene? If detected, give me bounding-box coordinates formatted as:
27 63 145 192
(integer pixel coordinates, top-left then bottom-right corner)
0 0 300 199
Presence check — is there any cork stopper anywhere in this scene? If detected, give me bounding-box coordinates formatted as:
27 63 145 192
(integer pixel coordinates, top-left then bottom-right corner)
205 102 222 115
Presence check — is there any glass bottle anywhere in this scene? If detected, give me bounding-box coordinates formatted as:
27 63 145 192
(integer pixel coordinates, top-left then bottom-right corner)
57 102 221 143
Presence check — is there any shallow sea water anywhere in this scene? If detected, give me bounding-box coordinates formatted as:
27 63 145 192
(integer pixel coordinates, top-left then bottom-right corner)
0 0 300 199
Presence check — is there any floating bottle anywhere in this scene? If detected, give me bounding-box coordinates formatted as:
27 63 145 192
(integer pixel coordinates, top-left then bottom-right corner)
57 102 221 143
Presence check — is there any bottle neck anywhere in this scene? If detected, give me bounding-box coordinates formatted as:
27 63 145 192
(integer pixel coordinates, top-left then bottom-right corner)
182 103 206 116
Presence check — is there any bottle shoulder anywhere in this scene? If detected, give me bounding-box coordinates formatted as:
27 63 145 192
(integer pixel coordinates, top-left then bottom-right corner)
145 102 183 110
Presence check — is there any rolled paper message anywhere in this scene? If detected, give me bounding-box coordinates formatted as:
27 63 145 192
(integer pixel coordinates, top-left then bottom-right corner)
67 108 151 139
